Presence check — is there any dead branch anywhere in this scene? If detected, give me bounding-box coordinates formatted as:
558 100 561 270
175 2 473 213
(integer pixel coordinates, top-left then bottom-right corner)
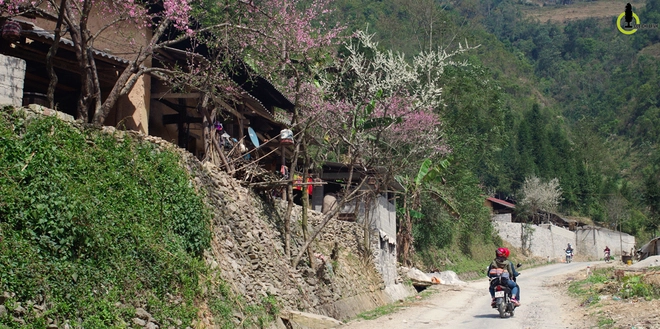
291 177 367 267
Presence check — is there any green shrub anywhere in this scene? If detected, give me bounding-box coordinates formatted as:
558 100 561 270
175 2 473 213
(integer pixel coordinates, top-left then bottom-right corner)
0 109 212 327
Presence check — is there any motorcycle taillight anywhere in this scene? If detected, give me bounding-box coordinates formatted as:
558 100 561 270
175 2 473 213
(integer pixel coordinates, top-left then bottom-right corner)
496 286 503 291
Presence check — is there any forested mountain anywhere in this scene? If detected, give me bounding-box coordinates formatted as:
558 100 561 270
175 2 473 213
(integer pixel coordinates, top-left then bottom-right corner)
330 0 660 244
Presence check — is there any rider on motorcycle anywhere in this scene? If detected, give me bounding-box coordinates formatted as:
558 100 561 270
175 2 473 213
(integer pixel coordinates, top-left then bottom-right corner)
487 247 521 307
565 243 574 261
604 246 611 261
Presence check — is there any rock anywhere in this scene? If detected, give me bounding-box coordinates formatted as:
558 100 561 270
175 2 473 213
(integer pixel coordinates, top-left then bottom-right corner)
0 305 7 317
0 292 12 304
133 317 148 326
322 195 338 214
280 310 343 329
11 317 25 325
145 321 159 329
266 317 288 329
13 304 26 316
135 307 153 321
406 268 432 284
436 271 467 286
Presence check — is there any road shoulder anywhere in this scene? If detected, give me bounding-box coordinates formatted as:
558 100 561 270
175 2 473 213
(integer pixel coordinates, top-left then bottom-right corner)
550 262 660 329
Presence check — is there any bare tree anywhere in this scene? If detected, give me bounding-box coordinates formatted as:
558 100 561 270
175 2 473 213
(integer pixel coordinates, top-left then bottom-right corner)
606 194 630 254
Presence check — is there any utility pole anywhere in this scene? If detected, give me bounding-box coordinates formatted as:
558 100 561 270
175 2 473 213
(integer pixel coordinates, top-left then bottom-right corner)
618 221 623 260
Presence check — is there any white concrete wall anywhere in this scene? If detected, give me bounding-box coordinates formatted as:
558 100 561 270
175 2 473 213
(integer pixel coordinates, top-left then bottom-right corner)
372 194 396 239
371 233 397 286
369 195 397 286
0 54 26 107
576 227 636 259
348 193 398 286
493 221 636 261
492 213 512 222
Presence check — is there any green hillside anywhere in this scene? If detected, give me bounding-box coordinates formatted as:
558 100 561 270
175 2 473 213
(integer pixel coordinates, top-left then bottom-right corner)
330 0 660 245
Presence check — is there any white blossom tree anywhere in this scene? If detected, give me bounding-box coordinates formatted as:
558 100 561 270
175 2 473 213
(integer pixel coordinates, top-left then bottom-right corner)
518 175 563 224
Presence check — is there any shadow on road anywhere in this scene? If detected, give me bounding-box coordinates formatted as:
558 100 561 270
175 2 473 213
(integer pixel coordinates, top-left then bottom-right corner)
473 313 503 319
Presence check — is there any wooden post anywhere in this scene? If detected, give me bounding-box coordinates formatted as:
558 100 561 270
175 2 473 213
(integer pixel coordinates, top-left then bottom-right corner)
619 221 623 257
312 177 324 212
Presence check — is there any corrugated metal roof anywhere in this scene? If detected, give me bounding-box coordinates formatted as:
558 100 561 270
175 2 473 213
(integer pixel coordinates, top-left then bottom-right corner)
486 197 516 209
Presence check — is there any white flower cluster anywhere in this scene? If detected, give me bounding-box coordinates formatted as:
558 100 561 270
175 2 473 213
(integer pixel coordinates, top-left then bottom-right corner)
520 176 563 212
338 30 478 109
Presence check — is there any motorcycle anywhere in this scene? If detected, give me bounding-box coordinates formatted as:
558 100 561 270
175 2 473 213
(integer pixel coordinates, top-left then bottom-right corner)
604 250 611 263
565 249 573 263
488 264 522 318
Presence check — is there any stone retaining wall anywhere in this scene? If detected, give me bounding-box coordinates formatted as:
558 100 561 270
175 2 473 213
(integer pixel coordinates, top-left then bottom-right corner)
114 124 410 321
160 140 405 321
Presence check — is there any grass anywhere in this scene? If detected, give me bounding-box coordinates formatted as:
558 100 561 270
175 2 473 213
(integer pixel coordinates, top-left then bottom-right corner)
567 268 610 305
597 315 615 328
567 267 660 309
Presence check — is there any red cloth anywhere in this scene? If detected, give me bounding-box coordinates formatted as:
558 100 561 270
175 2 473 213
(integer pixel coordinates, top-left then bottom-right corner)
293 176 313 195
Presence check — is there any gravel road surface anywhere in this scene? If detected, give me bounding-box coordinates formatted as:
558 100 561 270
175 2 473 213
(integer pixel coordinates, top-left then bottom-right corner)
342 262 591 329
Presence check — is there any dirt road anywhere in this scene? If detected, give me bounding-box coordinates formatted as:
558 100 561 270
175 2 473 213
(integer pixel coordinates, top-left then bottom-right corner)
342 262 592 329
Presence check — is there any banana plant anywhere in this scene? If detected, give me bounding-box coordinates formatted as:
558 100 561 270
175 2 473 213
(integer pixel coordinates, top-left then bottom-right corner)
395 158 459 266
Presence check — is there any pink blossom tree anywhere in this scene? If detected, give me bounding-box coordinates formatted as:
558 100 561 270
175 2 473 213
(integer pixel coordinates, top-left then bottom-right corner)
1 0 193 123
183 0 346 265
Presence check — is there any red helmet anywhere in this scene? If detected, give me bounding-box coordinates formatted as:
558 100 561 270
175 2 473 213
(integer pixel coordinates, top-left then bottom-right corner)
496 247 510 258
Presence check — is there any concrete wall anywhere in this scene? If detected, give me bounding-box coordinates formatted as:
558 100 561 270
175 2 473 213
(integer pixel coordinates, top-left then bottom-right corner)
344 193 399 286
492 213 512 222
372 194 396 239
577 227 636 259
366 194 397 286
493 221 636 260
493 222 573 260
0 55 26 107
371 230 397 286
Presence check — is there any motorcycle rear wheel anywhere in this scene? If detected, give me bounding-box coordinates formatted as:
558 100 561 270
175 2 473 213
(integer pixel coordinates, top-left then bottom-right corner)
498 302 506 318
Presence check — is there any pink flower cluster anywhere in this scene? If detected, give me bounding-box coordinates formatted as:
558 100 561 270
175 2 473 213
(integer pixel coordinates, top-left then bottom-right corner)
1 0 192 32
301 85 445 159
162 0 191 30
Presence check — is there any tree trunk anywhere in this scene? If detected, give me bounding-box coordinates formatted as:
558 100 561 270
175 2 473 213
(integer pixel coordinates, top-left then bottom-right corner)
301 138 314 268
362 192 372 259
292 166 363 267
397 196 412 266
284 140 301 260
46 0 67 109
64 0 95 122
92 19 171 125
